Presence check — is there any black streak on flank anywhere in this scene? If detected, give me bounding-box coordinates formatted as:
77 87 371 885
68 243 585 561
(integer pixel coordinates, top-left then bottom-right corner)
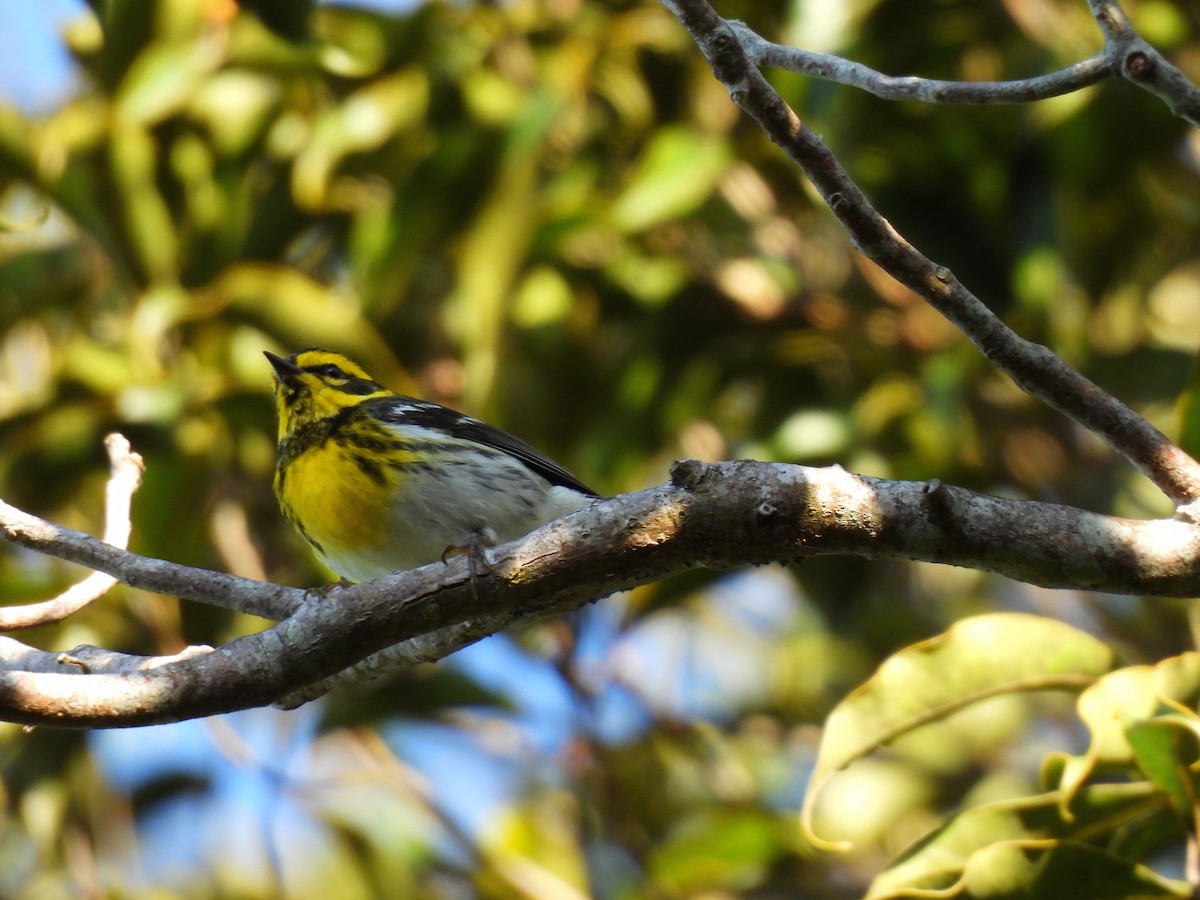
337 431 397 454
285 508 325 555
302 532 325 555
353 453 387 485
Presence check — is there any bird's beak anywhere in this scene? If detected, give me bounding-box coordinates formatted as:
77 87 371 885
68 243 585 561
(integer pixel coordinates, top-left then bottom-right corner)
264 351 304 382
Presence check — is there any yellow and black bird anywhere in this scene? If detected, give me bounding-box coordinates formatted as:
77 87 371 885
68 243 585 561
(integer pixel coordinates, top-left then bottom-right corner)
266 348 598 581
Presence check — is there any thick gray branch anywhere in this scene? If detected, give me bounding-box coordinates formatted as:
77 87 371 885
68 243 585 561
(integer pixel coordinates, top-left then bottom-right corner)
663 0 1200 505
3 460 1200 728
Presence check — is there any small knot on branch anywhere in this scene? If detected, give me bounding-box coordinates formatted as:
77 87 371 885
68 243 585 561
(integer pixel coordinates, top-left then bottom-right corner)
671 458 713 491
1123 51 1154 80
755 501 780 525
710 28 736 56
57 652 92 673
922 478 958 528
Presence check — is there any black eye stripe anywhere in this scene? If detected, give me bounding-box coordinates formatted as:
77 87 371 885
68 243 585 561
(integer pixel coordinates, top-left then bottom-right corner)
338 378 383 395
300 363 384 396
306 363 347 379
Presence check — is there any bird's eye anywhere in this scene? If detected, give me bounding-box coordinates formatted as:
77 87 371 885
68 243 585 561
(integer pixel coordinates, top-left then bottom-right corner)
314 363 346 379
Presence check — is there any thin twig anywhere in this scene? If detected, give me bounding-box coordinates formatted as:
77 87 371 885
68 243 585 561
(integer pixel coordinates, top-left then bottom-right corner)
663 0 1200 505
0 492 304 623
731 1 1200 122
0 434 145 630
731 21 1115 104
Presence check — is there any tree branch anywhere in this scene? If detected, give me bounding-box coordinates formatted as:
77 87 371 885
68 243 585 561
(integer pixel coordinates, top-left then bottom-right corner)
662 0 1200 506
726 0 1200 122
730 22 1114 104
0 495 304 623
3 459 1200 728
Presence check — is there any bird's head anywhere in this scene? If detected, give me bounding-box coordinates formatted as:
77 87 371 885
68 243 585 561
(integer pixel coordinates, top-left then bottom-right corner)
265 348 389 437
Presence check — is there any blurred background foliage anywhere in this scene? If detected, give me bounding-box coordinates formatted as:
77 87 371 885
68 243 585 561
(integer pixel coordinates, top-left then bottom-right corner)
0 0 1199 896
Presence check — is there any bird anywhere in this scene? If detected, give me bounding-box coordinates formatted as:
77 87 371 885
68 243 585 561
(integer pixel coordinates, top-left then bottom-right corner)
265 348 599 581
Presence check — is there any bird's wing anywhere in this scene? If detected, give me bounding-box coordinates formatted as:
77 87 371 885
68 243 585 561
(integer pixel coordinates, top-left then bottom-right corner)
367 397 600 497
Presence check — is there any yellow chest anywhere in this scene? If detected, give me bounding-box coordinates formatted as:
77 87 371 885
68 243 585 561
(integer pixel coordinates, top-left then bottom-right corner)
275 440 396 562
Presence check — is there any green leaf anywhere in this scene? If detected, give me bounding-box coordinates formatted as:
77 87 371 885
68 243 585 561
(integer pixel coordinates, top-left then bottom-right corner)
1127 715 1200 820
608 126 729 232
868 783 1166 898
188 70 280 158
649 809 781 895
1153 651 1200 711
1056 653 1200 815
107 122 179 284
960 840 1190 898
802 614 1115 848
200 263 388 356
115 42 221 126
292 69 429 209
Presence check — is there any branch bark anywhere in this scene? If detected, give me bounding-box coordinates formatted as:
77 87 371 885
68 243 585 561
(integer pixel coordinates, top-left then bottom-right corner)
730 23 1114 104
3 459 1200 728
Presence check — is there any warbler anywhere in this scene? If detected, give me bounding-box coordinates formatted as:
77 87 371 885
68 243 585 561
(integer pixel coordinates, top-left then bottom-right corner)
266 348 599 581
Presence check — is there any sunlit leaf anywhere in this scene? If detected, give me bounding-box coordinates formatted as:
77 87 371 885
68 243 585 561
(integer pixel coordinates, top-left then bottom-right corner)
1056 660 1190 815
482 789 590 899
114 42 222 126
188 70 281 157
196 263 393 365
292 69 429 209
107 121 178 282
803 614 1115 848
608 126 730 232
316 6 388 77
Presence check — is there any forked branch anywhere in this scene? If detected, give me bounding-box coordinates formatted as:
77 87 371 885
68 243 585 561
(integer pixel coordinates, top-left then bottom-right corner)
662 0 1200 505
